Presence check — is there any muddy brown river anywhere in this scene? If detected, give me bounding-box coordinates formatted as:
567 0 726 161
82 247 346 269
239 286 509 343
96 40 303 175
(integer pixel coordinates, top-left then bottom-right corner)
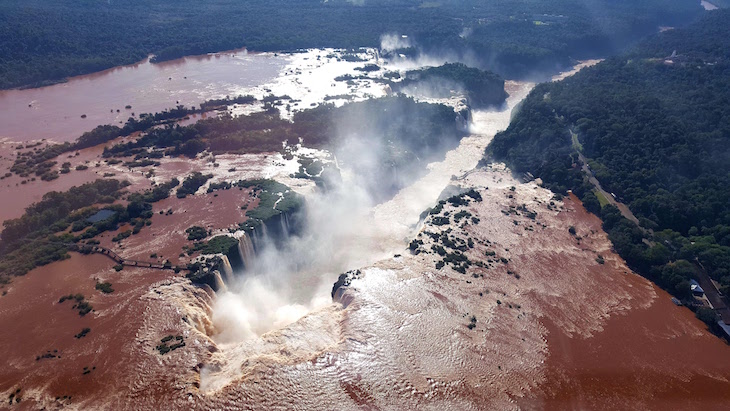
2 49 729 409
0 50 289 143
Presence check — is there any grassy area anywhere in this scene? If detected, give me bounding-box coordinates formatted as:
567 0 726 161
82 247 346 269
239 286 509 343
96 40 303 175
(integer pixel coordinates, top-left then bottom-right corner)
593 189 610 207
570 130 583 152
237 179 303 231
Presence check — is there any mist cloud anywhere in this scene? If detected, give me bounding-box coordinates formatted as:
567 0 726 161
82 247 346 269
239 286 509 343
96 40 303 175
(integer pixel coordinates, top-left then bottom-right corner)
380 33 413 52
208 96 453 343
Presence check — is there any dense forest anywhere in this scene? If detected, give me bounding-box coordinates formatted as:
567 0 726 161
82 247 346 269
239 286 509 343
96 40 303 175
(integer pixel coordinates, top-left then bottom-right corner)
0 0 704 89
395 63 508 108
489 10 730 309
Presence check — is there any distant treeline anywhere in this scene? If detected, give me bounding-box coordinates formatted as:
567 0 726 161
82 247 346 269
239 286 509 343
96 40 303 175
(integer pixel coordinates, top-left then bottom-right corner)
0 0 704 89
489 10 730 310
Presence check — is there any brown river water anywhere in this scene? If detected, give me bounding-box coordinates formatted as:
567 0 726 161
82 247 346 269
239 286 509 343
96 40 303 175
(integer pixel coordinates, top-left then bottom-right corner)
2 51 730 409
0 50 289 143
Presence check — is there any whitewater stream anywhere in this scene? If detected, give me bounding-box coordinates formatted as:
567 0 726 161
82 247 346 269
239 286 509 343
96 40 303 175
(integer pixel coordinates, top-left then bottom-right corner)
207 55 600 350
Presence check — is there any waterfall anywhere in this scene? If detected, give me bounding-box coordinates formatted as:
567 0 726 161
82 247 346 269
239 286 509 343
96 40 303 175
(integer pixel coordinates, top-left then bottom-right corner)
212 270 227 292
456 113 468 132
455 106 472 132
233 210 300 273
280 212 290 237
237 233 256 269
249 222 269 253
220 255 234 284
260 222 269 244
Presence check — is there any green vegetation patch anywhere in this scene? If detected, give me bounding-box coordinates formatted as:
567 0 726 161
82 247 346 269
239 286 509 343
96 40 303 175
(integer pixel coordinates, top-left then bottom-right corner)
95 282 114 294
488 11 730 324
195 235 239 255
593 189 609 207
0 180 129 282
156 335 185 355
185 226 208 241
237 179 303 231
59 294 93 316
176 172 213 198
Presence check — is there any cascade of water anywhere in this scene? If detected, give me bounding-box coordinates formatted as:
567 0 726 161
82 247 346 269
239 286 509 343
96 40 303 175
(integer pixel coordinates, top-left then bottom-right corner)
280 213 290 238
220 255 235 284
260 221 269 243
456 111 470 132
248 223 269 254
237 233 256 270
212 270 228 293
250 227 262 252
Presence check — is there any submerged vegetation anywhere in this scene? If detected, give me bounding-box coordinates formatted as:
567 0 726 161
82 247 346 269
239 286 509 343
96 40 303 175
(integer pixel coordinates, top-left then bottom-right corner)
95 282 114 294
176 173 213 198
237 179 302 232
0 177 187 283
9 97 259 179
74 328 91 339
156 335 185 355
58 294 93 316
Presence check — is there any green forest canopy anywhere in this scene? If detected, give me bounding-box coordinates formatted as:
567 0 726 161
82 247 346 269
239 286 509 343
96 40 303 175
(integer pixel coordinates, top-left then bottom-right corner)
396 63 508 108
489 10 730 300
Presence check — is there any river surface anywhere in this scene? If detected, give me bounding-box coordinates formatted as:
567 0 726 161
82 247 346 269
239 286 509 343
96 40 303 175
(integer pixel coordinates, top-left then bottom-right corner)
205 59 601 354
193 55 730 408
0 48 389 144
3 49 730 408
0 47 388 226
0 50 289 142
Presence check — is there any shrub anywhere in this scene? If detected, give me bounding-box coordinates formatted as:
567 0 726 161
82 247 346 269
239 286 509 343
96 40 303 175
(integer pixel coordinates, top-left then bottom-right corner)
74 328 91 339
185 226 208 241
95 281 114 294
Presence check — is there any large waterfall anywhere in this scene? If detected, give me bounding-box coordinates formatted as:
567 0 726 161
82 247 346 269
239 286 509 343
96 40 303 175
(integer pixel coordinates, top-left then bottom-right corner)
237 234 256 270
212 270 227 292
233 210 300 274
219 255 234 284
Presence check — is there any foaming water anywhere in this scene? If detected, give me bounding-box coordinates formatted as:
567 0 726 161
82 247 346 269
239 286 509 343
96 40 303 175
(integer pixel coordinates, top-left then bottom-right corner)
205 85 536 351
206 61 599 342
201 60 600 393
371 80 535 233
702 0 718 11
